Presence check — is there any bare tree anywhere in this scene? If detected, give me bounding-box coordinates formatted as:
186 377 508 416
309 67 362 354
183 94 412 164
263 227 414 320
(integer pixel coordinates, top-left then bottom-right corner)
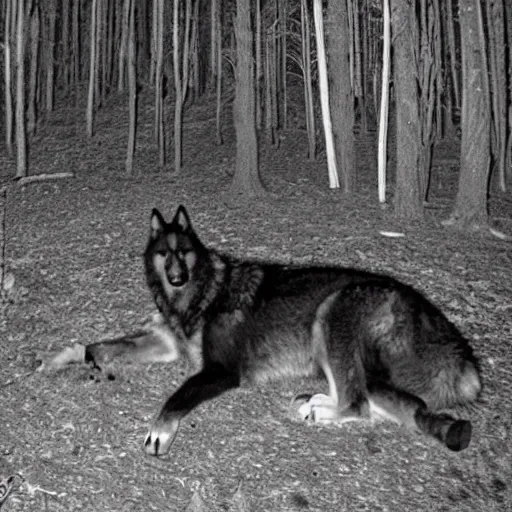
71 0 81 104
153 0 165 167
227 0 266 203
444 0 490 231
300 0 315 160
506 1 512 188
125 0 137 176
377 0 391 203
486 0 507 192
118 0 130 91
86 0 98 137
214 1 223 145
172 0 192 173
15 0 28 177
392 0 423 220
45 0 57 113
4 0 14 157
325 0 355 193
27 2 40 135
313 0 339 188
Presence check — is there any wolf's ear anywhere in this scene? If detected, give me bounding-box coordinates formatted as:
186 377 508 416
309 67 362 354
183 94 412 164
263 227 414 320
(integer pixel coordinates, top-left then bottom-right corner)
150 208 166 239
173 205 191 232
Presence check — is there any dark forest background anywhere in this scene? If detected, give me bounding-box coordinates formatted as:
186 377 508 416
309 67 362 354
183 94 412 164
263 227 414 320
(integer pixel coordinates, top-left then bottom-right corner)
1 0 511 232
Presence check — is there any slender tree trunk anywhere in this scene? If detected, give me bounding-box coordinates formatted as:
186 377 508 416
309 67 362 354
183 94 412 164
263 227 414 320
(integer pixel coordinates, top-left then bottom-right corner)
154 0 165 166
27 3 40 135
172 0 192 173
377 0 390 203
227 0 266 203
118 0 130 91
172 0 182 173
270 22 278 144
417 0 438 200
265 36 272 142
313 0 339 188
99 0 107 103
181 0 192 101
487 0 507 192
72 0 81 106
190 0 200 100
505 1 512 188
215 8 223 145
360 0 369 132
444 0 490 231
301 0 315 160
255 0 262 130
94 1 101 102
325 0 354 193
46 0 56 113
125 0 137 176
446 0 460 112
149 0 157 84
280 0 287 129
210 0 218 88
392 0 423 220
4 0 14 156
87 0 98 137
62 0 70 93
15 0 28 178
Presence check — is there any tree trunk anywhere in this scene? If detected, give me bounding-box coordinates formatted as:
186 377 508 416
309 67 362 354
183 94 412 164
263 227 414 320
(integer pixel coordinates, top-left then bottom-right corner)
86 0 98 137
378 0 391 203
125 0 137 176
4 0 14 156
325 0 355 193
301 0 315 160
28 3 40 135
15 0 28 178
444 0 490 231
227 0 266 203
486 0 507 193
505 0 512 188
72 0 81 105
392 0 423 220
313 0 339 188
46 0 56 113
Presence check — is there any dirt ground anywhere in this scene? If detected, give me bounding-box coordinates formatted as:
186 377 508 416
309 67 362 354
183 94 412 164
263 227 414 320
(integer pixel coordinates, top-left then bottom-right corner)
1 91 512 512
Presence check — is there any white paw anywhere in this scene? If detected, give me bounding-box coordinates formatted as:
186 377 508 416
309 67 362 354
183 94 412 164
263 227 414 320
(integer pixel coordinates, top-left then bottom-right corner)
297 393 338 423
144 418 180 456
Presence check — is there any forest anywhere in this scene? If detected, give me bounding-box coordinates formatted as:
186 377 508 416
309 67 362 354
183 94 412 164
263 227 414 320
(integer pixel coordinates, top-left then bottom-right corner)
0 0 512 511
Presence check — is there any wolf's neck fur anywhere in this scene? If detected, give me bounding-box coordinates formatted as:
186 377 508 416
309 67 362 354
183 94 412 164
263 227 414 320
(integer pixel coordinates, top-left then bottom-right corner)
179 250 228 336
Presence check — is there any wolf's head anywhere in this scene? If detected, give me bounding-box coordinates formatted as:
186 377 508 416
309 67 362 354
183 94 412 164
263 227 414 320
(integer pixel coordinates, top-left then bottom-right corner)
145 205 206 294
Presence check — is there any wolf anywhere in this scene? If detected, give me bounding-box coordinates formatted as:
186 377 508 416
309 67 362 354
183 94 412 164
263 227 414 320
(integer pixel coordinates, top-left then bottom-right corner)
86 205 482 456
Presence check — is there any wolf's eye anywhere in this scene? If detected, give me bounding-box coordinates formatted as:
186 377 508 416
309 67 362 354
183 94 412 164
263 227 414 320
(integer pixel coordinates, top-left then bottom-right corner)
176 250 185 260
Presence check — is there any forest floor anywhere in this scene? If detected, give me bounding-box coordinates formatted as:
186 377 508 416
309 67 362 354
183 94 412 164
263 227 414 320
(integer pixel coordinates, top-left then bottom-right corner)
0 90 512 512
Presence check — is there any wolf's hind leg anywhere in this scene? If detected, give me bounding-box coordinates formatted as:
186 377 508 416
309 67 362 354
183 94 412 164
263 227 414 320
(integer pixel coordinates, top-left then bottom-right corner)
296 291 342 423
296 291 371 424
367 382 472 451
310 291 342 408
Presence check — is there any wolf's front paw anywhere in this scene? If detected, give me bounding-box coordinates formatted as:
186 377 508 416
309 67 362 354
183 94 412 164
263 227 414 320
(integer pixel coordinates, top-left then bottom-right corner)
144 418 181 456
